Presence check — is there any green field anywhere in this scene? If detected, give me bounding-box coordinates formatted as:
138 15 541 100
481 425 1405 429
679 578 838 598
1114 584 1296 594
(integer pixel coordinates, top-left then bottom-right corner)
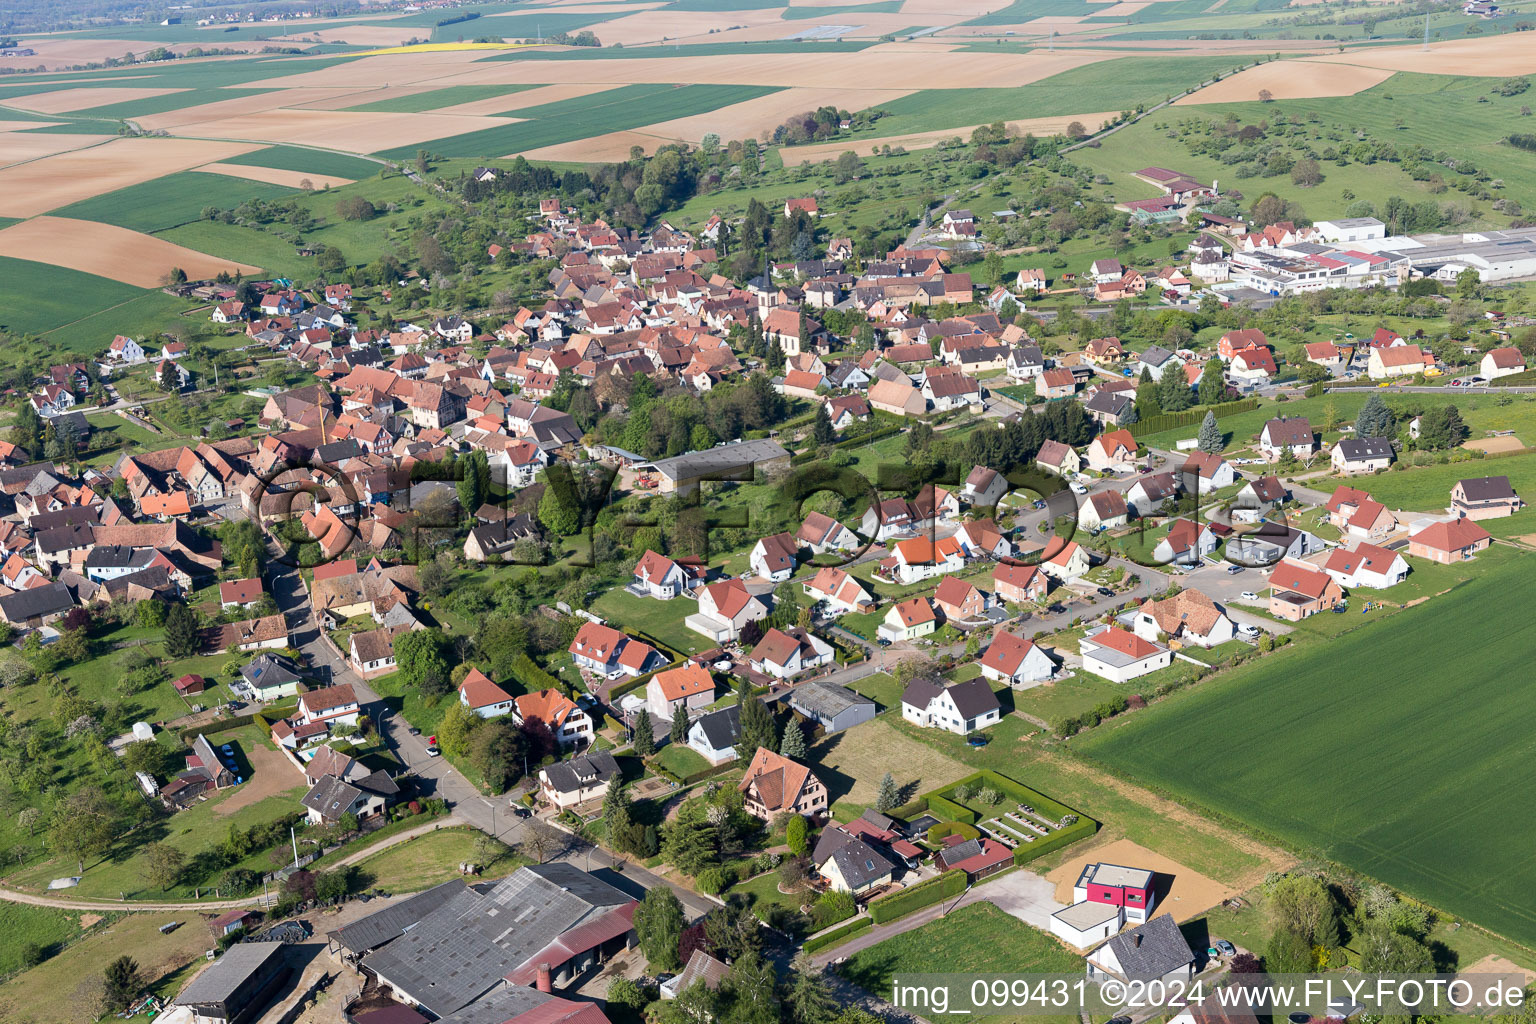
343 83 536 113
0 256 145 337
866 56 1239 136
1080 551 1536 949
377 82 781 159
1315 450 1536 516
222 145 384 179
51 171 297 233
0 904 86 976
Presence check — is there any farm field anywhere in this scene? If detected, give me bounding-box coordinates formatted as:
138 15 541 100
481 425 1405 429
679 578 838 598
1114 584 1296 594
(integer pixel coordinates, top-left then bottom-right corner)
0 216 260 288
342 83 537 113
0 255 144 336
49 170 298 233
1079 551 1536 950
220 144 384 179
0 903 89 976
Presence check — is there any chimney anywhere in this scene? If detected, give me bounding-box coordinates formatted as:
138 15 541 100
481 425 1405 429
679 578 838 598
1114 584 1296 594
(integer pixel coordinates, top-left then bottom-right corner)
536 964 553 993
1133 933 1142 948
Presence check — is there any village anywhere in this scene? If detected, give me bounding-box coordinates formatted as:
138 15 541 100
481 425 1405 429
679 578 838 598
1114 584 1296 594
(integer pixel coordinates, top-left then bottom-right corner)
3 136 1536 1024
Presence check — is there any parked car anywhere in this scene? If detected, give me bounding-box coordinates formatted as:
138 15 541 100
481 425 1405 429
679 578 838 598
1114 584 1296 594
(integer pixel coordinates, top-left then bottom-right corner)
1215 940 1236 956
1226 564 1244 575
1240 591 1259 601
1070 483 1088 494
1238 623 1261 637
425 735 441 757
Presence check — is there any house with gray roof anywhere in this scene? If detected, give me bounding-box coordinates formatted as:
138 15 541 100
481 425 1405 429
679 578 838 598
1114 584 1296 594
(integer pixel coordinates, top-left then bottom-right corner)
786 681 875 735
812 828 896 895
636 439 790 496
1136 345 1184 381
686 705 741 765
1085 913 1196 983
900 677 1001 735
538 749 620 810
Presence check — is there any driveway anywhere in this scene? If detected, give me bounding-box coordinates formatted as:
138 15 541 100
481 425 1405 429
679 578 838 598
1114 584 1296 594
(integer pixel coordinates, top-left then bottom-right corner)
968 868 1064 930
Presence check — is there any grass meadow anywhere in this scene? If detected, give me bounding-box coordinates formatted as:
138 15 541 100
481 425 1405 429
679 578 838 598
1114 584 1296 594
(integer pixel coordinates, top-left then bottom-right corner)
1079 550 1536 949
0 257 145 336
51 171 297 233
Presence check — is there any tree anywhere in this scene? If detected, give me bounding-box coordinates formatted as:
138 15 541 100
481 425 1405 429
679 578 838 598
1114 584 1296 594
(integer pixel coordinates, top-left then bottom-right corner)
779 719 807 760
634 887 685 970
670 706 690 747
470 718 531 792
874 771 899 813
103 956 143 1011
1266 873 1338 945
159 360 182 392
435 701 481 759
1198 357 1226 406
457 449 491 518
632 710 656 756
1265 927 1313 974
162 602 200 658
1258 88 1274 103
1066 121 1086 139
10 402 41 453
143 842 184 891
1290 158 1324 187
736 692 776 758
1355 393 1396 439
1357 919 1434 973
786 814 809 858
812 404 835 446
50 789 116 872
787 958 838 1024
394 629 450 692
723 950 779 1024
603 777 635 855
1415 404 1468 450
1197 411 1223 453
538 477 581 536
519 816 560 864
1157 366 1193 412
1135 375 1161 420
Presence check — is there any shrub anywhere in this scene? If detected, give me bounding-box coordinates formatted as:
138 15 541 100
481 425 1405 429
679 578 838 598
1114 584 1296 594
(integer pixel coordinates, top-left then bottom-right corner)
695 867 732 895
926 821 980 844
811 890 857 929
803 916 872 954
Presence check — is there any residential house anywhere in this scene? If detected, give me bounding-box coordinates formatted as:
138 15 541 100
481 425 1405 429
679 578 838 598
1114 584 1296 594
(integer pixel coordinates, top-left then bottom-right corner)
979 631 1055 688
1367 344 1435 379
350 625 408 678
1331 437 1395 475
866 377 927 417
801 566 874 616
1408 516 1491 563
1037 368 1078 400
748 627 834 681
922 372 981 411
1151 518 1217 567
302 771 398 826
1304 341 1345 371
1228 346 1276 385
1326 487 1397 542
646 663 715 721
749 532 800 582
1451 476 1523 520
1179 450 1234 494
883 535 965 584
242 654 301 700
1217 328 1268 362
961 466 1009 509
686 578 767 642
1322 542 1409 590
218 578 263 610
1079 626 1171 682
1007 345 1045 382
296 684 361 731
514 688 593 750
687 705 741 766
953 517 1014 559
738 747 827 821
825 395 871 432
1133 589 1234 648
1085 429 1138 472
660 951 731 1002
1039 538 1092 580
1050 862 1157 948
1267 558 1344 620
1083 336 1126 366
933 576 989 622
1257 417 1315 462
860 497 918 541
993 561 1047 603
631 549 702 599
1084 914 1195 984
1036 439 1081 477
1481 347 1526 379
539 749 620 811
1234 475 1287 518
569 622 661 678
1137 345 1184 382
900 677 1001 735
814 829 895 895
1079 490 1129 532
458 667 516 719
797 511 859 554
935 837 1014 882
877 596 937 643
786 681 875 735
210 614 289 654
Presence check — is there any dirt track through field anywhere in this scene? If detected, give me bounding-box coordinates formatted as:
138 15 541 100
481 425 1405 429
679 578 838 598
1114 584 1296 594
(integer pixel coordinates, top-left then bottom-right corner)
1176 59 1394 104
0 216 261 287
777 110 1120 163
0 136 260 217
194 161 357 188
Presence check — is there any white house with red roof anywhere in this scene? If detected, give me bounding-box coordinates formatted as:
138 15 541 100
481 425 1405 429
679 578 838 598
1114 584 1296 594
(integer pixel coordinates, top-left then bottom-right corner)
107 334 146 364
801 566 873 616
1481 346 1526 379
883 535 965 585
296 684 361 730
686 578 767 642
979 631 1054 687
646 662 716 721
514 687 592 748
1228 345 1276 384
459 667 516 719
1079 626 1170 683
1085 429 1138 472
568 621 661 678
219 577 263 610
796 511 858 554
1079 490 1129 532
1322 542 1408 590
631 549 701 600
878 597 937 643
1039 538 1091 580
933 576 989 621
750 532 800 583
748 626 834 681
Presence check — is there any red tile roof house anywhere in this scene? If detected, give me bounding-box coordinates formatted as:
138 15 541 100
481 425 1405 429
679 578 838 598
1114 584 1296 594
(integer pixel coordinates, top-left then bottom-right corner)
979 631 1055 688
568 621 660 679
1408 517 1491 564
458 666 516 719
749 532 800 583
801 566 874 616
1079 625 1171 683
1267 558 1344 620
933 576 990 622
515 687 593 749
1480 346 1526 380
215 574 264 610
646 662 716 721
993 561 1047 604
1326 486 1398 542
686 578 768 642
739 747 827 821
1217 328 1267 362
748 626 834 681
878 596 937 643
1133 588 1234 648
296 683 360 730
1322 542 1409 590
1084 429 1139 472
1451 475 1523 520
797 511 859 554
630 549 704 599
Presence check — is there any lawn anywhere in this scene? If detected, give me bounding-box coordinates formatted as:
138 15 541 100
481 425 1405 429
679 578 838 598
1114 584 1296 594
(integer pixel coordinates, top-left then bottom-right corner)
845 671 903 711
812 717 971 815
1313 451 1536 516
588 587 706 656
352 825 526 892
1012 673 1134 728
1079 549 1536 949
654 742 712 779
0 903 88 976
375 83 782 160
841 902 1080 1017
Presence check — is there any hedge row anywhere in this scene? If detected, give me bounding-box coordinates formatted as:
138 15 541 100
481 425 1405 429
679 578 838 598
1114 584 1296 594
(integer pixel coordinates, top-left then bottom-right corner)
789 425 902 465
890 797 928 819
1012 817 1099 866
926 793 975 825
180 705 288 745
926 821 980 844
802 916 873 954
1128 398 1259 438
868 868 967 924
512 652 560 694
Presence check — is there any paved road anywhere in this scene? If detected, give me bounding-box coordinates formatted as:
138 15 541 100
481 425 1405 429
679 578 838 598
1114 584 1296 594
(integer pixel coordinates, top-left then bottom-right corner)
267 561 719 919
